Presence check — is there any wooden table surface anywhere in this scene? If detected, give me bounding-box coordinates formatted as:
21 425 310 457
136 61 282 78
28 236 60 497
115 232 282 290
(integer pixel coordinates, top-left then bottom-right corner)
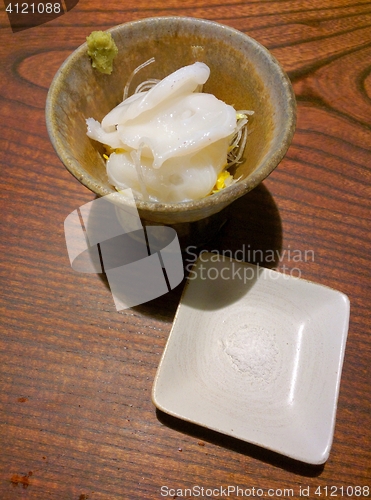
1 1 370 499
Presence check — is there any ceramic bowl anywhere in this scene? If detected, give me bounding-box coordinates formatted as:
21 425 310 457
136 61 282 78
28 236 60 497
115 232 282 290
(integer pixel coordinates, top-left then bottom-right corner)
152 254 350 464
46 16 296 228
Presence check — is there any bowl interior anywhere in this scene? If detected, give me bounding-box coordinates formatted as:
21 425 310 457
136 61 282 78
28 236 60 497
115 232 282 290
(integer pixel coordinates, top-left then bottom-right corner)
46 17 296 223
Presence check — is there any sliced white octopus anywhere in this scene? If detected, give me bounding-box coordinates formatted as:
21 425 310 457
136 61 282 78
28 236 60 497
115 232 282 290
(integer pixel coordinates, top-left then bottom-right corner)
106 137 229 202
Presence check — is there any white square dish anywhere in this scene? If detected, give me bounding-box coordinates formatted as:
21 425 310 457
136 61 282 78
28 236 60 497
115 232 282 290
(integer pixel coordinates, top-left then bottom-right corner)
152 254 350 464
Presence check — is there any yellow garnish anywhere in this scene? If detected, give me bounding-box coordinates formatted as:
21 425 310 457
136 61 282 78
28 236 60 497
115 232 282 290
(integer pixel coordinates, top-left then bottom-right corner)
212 170 233 194
236 112 247 120
104 145 115 155
103 145 127 160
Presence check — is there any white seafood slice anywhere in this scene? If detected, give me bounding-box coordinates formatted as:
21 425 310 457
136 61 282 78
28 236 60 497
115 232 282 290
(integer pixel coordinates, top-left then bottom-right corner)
86 62 242 203
106 137 229 203
99 92 143 133
116 92 236 169
101 62 210 130
86 117 122 148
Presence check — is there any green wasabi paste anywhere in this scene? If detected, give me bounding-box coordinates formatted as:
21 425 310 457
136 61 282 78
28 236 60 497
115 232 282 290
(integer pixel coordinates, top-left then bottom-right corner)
86 31 118 75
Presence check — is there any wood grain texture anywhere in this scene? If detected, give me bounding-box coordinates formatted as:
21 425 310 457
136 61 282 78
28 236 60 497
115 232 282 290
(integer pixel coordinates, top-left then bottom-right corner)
0 0 370 498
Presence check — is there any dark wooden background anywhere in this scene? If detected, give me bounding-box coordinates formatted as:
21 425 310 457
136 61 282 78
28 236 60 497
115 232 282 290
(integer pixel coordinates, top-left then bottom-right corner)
1 1 370 499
